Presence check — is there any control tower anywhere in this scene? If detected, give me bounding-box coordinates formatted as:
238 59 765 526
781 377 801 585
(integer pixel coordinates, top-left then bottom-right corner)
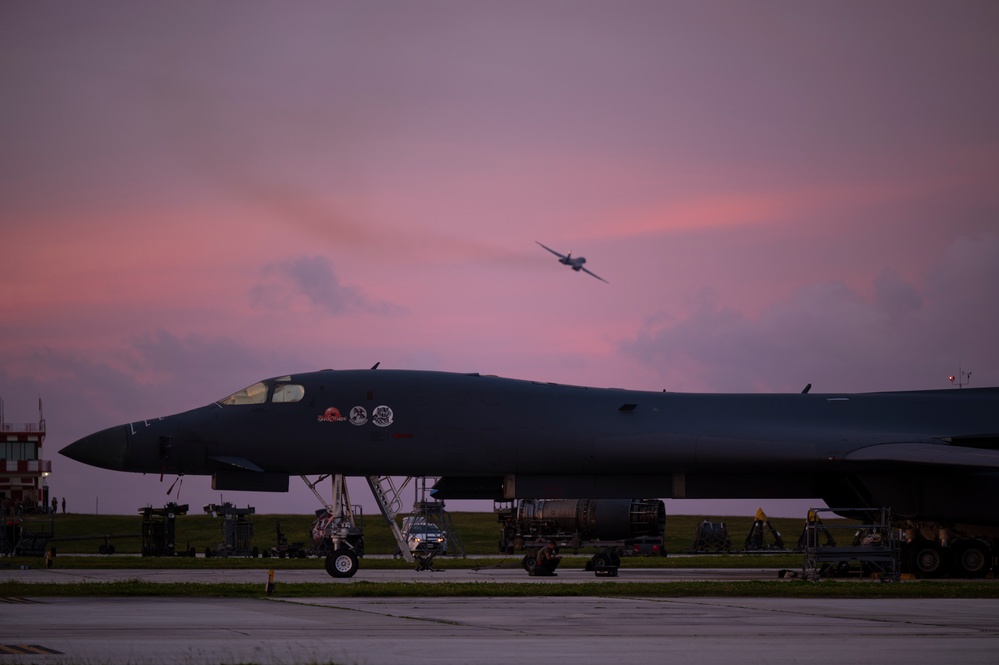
0 398 51 513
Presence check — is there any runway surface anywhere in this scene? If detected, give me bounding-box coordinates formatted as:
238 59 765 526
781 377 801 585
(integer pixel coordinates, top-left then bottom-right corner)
5 566 999 664
5 595 999 664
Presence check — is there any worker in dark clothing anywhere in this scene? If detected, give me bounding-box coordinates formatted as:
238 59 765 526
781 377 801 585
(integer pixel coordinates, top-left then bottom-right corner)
533 541 562 576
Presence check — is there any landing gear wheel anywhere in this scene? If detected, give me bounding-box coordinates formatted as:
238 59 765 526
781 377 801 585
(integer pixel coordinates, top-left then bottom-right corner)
953 541 991 578
522 554 537 573
326 549 359 578
907 541 947 578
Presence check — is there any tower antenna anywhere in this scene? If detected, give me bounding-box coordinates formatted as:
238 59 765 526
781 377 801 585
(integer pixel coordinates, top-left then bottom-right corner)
949 362 972 389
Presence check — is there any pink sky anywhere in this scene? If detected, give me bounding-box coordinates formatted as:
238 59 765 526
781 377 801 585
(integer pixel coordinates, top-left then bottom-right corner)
2 2 997 519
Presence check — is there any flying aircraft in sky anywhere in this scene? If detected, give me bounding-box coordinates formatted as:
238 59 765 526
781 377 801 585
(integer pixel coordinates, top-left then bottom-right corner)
536 241 609 283
62 368 999 578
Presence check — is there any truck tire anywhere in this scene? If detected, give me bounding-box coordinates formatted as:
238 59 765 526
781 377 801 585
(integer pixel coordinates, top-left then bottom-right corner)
952 540 991 578
907 541 947 578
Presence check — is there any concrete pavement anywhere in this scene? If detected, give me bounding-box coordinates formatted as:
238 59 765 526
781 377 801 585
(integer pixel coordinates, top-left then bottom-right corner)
3 595 999 664
5 565 999 664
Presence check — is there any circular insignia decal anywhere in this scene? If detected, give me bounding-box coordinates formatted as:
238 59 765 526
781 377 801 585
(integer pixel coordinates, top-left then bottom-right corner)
318 407 346 422
372 405 394 427
349 406 368 426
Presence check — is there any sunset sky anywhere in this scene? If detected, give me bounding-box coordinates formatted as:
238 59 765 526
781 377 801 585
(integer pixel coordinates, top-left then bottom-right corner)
2 2 997 518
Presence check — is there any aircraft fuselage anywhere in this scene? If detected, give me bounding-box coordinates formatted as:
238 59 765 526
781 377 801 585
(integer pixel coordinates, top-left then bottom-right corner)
61 369 999 526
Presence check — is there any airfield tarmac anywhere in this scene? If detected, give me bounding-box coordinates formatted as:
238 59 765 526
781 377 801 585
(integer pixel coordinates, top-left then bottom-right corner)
5 566 999 664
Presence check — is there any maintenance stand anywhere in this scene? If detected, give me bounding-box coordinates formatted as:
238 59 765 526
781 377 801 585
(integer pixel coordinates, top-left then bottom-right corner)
11 514 53 556
802 507 900 581
140 503 190 556
743 508 787 551
204 503 257 557
690 519 732 553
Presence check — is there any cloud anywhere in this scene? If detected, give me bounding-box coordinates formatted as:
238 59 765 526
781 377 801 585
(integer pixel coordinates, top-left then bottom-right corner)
585 173 980 242
873 270 923 322
126 330 305 390
621 233 999 393
250 255 401 316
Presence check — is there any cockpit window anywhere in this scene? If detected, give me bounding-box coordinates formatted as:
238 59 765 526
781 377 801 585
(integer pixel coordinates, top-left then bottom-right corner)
272 384 305 403
218 381 269 406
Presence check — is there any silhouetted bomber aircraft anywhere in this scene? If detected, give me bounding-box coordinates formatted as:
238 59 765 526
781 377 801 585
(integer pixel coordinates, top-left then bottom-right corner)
536 241 609 283
62 368 999 577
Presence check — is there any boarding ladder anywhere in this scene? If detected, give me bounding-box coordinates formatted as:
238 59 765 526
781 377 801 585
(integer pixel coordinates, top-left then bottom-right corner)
367 475 414 563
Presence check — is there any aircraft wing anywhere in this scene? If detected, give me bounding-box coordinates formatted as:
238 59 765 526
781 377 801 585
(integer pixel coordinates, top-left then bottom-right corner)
845 442 999 468
581 266 609 284
535 241 567 260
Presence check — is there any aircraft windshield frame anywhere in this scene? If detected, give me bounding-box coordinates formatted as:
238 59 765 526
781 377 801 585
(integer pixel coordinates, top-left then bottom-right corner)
272 383 305 403
217 380 306 406
218 381 269 406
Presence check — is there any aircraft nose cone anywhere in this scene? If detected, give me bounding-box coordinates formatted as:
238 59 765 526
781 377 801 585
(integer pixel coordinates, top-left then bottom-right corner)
60 425 129 471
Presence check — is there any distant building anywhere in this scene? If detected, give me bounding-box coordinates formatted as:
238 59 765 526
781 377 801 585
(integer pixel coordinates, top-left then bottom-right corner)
0 399 51 513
